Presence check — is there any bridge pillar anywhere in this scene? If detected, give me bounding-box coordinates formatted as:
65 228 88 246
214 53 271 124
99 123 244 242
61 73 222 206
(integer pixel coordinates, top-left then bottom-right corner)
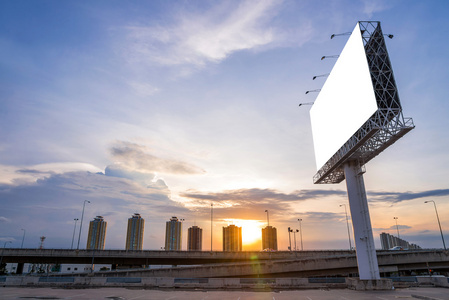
16 262 24 274
344 161 380 280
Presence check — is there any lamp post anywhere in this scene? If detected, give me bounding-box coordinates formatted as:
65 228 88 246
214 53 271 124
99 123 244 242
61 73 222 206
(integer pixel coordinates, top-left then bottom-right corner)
425 200 446 250
265 210 269 227
394 217 400 239
294 229 299 251
71 218 79 249
21 229 26 249
298 219 303 251
340 204 352 250
77 200 90 250
288 227 292 251
211 203 213 251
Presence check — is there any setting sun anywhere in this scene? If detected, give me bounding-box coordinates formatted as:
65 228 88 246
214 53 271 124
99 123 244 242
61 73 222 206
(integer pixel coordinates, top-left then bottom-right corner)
223 219 264 248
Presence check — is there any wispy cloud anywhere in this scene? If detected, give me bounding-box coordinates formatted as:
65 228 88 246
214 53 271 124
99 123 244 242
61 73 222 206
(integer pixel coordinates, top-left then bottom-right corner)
122 0 282 68
361 0 392 17
367 189 449 203
127 81 159 97
110 141 205 175
374 224 412 231
0 216 11 223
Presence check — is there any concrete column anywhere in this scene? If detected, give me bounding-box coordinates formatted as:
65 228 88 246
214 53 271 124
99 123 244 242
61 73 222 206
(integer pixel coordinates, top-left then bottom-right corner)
16 262 24 274
344 161 380 280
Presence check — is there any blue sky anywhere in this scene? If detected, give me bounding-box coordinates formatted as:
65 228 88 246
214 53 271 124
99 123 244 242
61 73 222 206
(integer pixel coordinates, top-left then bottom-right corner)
1 0 448 251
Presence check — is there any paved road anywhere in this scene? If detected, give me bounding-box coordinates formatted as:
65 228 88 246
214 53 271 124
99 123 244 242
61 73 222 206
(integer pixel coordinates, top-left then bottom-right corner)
0 287 448 300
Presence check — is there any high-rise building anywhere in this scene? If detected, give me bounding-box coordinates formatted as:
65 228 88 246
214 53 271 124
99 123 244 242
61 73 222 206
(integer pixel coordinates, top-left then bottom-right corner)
262 226 278 251
126 213 145 250
379 232 421 250
86 216 107 250
187 226 202 251
223 224 242 251
165 216 182 251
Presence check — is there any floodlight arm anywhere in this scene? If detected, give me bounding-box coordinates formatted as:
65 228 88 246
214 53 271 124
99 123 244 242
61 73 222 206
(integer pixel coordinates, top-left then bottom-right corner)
330 32 351 39
321 55 339 61
299 102 314 107
305 89 321 95
313 74 330 80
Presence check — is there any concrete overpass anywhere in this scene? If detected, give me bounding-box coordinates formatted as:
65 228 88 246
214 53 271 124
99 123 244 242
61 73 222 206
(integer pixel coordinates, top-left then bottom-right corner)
1 248 354 265
93 249 449 278
2 249 448 278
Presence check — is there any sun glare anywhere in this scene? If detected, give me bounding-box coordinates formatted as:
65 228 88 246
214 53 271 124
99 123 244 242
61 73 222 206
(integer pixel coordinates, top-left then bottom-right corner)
223 219 263 245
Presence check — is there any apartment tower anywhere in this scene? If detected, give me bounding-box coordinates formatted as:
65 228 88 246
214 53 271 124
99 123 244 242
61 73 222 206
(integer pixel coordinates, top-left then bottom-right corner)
126 213 145 250
222 224 242 251
165 216 182 251
262 226 278 251
187 226 202 251
86 216 107 250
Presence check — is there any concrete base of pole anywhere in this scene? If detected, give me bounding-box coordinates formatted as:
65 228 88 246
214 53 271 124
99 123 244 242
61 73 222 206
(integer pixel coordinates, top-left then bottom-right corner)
346 278 393 290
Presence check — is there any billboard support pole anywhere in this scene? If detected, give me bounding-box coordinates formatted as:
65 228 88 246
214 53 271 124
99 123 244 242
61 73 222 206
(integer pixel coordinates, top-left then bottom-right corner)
344 160 380 280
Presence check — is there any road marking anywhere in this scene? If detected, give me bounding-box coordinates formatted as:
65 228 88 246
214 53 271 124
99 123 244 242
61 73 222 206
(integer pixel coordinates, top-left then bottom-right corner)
128 295 147 300
376 297 389 300
306 297 312 300
67 294 86 299
340 297 350 300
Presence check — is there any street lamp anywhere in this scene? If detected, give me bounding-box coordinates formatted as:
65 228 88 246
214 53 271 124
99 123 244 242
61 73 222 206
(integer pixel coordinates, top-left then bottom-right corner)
265 210 269 227
71 218 79 249
288 227 293 251
425 200 446 250
340 204 352 250
293 229 299 251
298 219 303 251
77 200 90 250
21 229 26 249
211 203 213 251
393 217 400 239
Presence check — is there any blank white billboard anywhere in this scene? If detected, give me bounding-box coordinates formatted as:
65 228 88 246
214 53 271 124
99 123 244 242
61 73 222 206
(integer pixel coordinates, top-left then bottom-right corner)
310 23 378 170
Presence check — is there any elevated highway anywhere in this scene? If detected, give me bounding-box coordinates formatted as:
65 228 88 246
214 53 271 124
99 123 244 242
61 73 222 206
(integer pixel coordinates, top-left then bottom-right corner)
2 249 448 278
95 249 449 278
1 248 353 265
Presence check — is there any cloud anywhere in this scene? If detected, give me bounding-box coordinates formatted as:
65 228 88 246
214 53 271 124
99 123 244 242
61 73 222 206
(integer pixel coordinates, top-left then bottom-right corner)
179 188 349 221
361 0 391 17
0 216 11 223
110 141 205 175
122 0 282 68
367 189 449 203
0 169 189 249
180 188 346 203
127 81 159 97
374 224 413 231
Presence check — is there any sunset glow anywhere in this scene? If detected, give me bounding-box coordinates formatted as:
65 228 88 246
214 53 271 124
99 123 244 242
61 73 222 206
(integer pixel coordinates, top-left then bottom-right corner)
223 219 264 245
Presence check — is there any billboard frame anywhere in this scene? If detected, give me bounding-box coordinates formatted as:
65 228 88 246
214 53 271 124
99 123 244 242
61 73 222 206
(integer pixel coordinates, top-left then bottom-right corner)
312 21 414 184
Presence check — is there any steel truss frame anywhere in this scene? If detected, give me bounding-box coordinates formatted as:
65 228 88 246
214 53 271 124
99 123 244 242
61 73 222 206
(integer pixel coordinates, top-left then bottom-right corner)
314 21 414 184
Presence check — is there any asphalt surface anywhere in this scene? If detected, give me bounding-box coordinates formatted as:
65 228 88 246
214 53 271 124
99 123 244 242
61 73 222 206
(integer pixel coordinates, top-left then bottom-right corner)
0 287 448 300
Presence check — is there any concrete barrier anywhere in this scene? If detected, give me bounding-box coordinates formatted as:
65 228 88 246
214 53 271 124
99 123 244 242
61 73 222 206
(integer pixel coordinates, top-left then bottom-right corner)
1 276 446 290
346 278 393 290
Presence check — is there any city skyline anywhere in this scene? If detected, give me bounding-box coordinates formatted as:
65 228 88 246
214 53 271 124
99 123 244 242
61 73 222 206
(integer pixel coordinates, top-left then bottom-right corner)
1 1 449 252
